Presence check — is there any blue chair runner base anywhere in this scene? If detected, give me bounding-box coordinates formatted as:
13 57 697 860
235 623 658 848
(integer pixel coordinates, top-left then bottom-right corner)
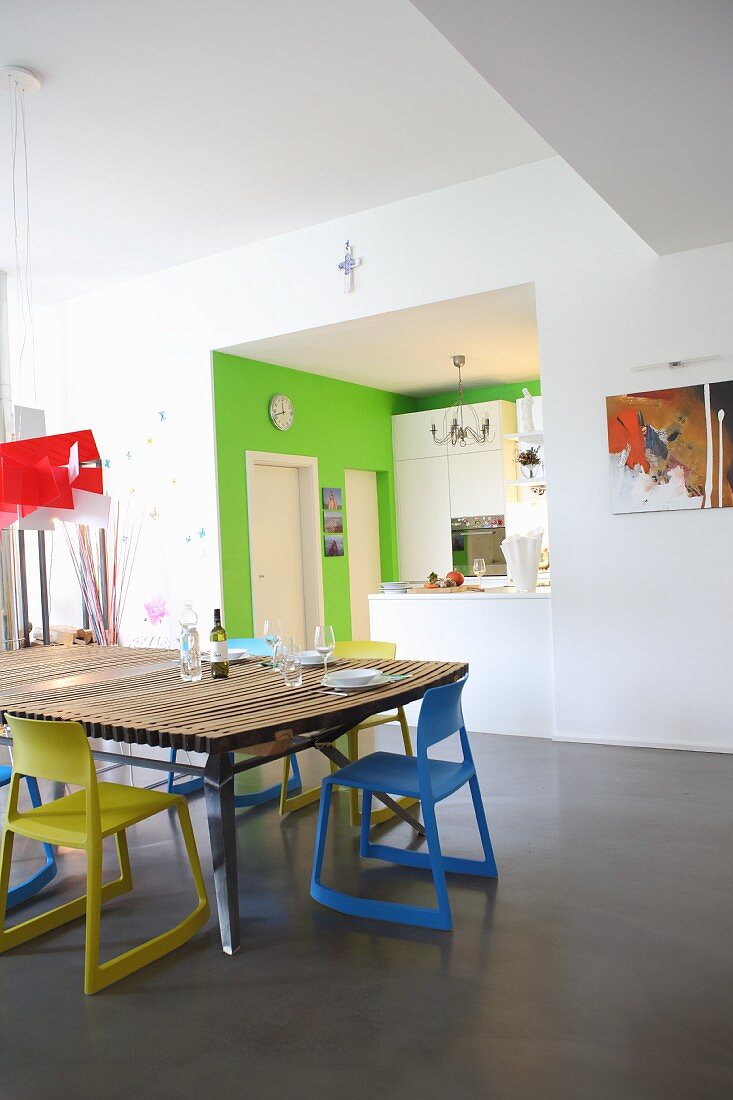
0 766 57 910
167 748 302 807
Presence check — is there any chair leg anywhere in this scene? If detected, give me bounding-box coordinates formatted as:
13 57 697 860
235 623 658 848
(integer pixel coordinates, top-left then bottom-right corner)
280 753 321 814
468 774 498 877
398 707 413 756
83 843 104 995
310 781 335 892
167 748 204 797
421 795 453 930
0 827 15 928
84 802 209 994
346 730 361 827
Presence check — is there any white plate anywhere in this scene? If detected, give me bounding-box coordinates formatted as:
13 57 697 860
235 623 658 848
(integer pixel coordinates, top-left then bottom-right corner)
300 650 335 667
322 670 390 692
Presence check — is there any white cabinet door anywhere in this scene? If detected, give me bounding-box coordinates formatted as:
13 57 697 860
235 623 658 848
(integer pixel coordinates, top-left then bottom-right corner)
393 410 447 460
395 456 452 580
448 449 506 517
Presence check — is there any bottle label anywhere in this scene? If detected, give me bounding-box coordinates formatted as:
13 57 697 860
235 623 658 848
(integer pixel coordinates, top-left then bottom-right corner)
210 641 228 663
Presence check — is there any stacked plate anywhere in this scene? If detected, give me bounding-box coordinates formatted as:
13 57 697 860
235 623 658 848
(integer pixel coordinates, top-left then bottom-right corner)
380 580 409 594
322 668 391 693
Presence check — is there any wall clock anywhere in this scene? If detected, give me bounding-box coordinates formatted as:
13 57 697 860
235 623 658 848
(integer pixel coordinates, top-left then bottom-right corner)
269 394 294 431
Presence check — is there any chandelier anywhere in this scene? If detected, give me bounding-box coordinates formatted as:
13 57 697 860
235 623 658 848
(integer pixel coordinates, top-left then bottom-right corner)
430 356 494 448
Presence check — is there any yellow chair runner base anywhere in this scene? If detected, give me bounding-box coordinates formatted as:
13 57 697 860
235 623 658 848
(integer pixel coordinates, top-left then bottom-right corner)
0 716 210 995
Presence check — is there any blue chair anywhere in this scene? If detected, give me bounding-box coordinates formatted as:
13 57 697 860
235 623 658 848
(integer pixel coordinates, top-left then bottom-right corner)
0 764 57 909
167 637 302 803
310 676 497 930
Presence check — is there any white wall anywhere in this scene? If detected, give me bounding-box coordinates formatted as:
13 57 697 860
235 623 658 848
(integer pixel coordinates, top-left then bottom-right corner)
33 156 733 750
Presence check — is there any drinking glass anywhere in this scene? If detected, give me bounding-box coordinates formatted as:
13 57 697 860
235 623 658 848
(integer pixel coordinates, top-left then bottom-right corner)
314 624 335 678
262 618 282 667
473 558 487 583
281 638 302 688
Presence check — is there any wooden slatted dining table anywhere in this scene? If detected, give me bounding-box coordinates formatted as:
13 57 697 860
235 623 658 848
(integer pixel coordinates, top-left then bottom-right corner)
0 645 467 954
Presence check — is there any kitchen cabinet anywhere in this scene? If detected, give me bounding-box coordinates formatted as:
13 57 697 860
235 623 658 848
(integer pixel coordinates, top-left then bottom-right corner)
392 409 447 460
394 456 452 580
447 449 506 516
392 401 518 579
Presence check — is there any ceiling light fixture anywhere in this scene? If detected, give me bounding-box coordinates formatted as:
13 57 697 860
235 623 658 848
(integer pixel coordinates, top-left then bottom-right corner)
430 355 494 448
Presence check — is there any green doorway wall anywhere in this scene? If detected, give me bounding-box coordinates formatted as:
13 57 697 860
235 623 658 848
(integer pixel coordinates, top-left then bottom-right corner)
212 352 415 641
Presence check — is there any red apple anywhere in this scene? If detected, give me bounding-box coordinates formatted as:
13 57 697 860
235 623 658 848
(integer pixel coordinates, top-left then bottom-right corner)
446 570 464 587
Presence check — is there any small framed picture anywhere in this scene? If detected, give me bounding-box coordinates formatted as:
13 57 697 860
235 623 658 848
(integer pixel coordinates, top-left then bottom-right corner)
322 487 342 511
323 510 343 534
324 534 344 557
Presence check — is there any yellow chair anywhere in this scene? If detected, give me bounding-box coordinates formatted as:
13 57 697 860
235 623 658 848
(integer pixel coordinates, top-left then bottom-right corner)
279 640 418 827
0 715 209 994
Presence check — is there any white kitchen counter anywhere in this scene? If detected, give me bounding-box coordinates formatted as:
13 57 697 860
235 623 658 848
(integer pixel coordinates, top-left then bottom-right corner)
370 587 550 601
369 587 555 738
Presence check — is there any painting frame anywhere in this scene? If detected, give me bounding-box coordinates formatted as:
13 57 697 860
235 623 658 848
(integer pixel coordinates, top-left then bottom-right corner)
606 379 733 513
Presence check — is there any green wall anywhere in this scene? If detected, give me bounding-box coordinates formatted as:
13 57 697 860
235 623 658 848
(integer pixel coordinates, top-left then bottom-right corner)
213 352 415 641
414 377 541 412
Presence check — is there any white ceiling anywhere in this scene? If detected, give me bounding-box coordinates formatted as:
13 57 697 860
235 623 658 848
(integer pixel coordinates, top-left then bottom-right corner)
0 0 552 301
411 0 733 255
223 283 539 395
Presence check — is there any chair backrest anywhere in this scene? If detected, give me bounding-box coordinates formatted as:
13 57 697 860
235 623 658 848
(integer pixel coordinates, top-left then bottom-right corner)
5 714 97 789
228 637 271 657
333 640 396 660
416 677 468 752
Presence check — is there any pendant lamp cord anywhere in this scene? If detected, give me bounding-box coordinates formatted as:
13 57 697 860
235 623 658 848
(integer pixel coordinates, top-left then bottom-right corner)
8 76 38 409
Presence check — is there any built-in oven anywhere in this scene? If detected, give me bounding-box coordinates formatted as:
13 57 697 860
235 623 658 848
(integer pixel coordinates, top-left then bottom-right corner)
450 515 507 577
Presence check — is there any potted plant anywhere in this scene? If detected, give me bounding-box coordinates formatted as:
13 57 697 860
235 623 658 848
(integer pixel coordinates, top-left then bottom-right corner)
517 445 543 480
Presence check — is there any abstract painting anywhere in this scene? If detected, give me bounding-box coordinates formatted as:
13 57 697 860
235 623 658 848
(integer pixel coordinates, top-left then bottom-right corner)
606 381 733 513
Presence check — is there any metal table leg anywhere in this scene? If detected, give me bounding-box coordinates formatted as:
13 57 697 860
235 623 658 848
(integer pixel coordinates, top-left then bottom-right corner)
204 752 240 955
317 742 425 837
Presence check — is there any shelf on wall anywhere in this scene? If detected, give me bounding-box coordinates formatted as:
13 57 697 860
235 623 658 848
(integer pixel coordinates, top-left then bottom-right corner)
506 478 547 487
504 431 544 442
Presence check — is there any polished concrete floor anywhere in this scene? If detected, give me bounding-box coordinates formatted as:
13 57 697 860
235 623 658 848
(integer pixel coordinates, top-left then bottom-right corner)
1 730 732 1099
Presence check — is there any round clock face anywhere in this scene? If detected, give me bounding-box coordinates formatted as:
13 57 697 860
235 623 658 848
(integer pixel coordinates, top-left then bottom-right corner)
269 394 294 431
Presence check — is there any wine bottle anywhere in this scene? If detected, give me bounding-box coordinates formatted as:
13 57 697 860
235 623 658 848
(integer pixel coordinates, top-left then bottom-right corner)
210 608 229 680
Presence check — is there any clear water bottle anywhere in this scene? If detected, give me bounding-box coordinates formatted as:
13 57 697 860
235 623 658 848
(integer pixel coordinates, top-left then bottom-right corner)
179 601 202 682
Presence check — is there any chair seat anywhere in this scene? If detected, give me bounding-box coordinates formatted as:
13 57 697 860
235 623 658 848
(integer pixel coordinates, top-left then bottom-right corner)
0 765 11 784
11 781 180 846
330 751 474 801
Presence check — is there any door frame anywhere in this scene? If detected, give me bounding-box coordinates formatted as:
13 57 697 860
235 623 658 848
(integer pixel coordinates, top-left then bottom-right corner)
245 450 325 643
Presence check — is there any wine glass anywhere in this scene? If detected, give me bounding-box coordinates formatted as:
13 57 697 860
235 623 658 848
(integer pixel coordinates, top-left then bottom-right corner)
473 558 487 586
281 638 302 688
314 624 335 678
262 617 282 667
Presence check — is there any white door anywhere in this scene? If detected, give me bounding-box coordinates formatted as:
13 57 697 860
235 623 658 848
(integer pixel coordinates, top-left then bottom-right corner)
395 456 453 580
345 469 381 640
250 463 307 647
